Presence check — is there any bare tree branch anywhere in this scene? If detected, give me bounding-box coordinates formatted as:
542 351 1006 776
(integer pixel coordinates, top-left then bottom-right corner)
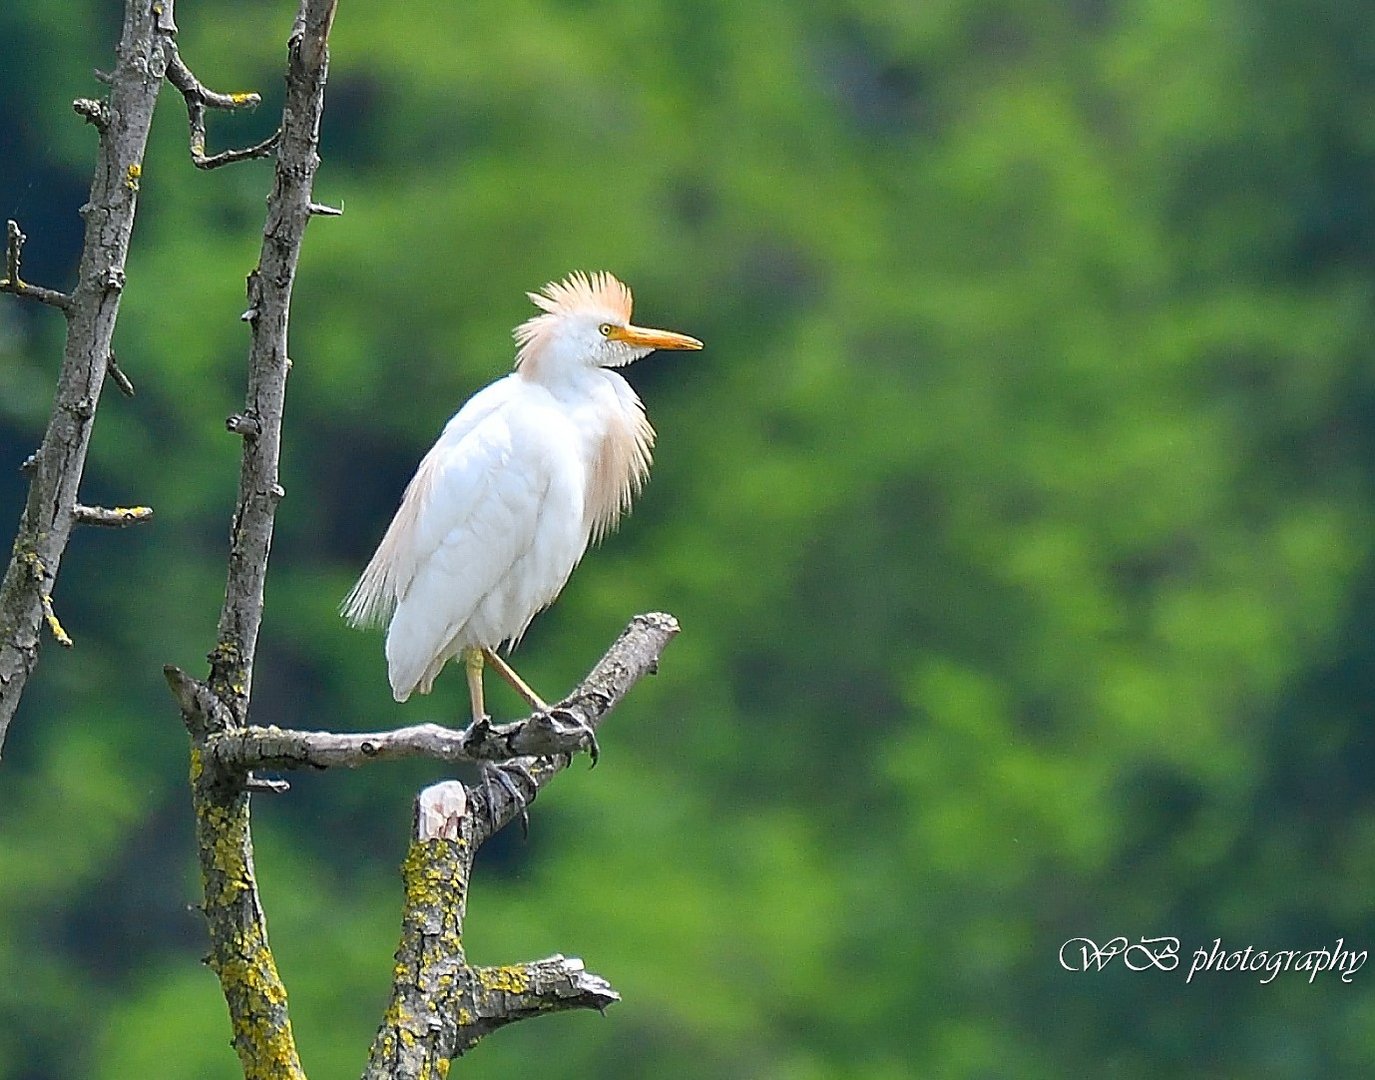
360 613 678 1076
161 3 338 1077
201 613 678 775
165 44 280 170
207 0 337 720
0 1 171 753
0 220 74 313
72 504 154 527
467 612 680 846
105 350 136 396
468 955 620 1035
362 786 622 1080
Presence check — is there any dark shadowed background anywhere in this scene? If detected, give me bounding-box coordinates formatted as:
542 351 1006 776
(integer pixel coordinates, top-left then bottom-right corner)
3 1 1375 1076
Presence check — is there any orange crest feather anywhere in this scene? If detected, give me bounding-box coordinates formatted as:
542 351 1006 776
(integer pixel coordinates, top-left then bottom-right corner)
513 271 634 370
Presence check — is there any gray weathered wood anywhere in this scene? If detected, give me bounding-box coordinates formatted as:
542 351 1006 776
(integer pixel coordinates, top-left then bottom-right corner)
164 3 338 1078
0 0 168 753
201 612 679 775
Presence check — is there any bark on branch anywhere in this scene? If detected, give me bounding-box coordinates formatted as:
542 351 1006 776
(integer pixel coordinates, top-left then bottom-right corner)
163 2 337 1078
202 612 678 775
361 614 677 1077
0 220 74 313
165 37 280 169
0 1 170 754
361 780 624 1080
206 0 337 721
73 503 154 527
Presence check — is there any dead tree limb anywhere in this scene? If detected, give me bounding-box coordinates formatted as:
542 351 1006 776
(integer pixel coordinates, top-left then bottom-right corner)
170 612 677 1079
165 30 281 169
206 0 337 721
201 612 677 775
0 221 74 313
361 782 621 1080
158 2 335 1077
0 1 169 754
0 0 277 754
362 614 677 1079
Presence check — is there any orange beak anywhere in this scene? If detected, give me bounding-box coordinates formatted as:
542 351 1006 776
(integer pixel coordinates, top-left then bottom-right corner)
608 324 704 351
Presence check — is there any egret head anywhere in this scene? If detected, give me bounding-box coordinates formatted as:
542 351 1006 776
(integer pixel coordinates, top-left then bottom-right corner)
514 271 703 377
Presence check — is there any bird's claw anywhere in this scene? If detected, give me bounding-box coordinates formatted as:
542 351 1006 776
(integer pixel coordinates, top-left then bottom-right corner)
464 713 493 744
548 706 599 768
579 721 600 768
481 760 536 837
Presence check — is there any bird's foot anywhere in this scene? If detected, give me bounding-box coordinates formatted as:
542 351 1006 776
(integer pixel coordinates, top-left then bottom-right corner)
547 705 600 768
481 760 537 837
462 712 493 749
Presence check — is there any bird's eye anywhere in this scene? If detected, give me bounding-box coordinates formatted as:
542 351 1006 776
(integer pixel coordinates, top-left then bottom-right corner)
599 323 614 337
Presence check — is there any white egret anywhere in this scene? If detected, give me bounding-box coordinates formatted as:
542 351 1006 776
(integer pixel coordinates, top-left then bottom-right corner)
343 271 702 748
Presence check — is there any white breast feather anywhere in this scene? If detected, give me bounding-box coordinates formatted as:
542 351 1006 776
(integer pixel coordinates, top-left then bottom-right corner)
584 379 655 544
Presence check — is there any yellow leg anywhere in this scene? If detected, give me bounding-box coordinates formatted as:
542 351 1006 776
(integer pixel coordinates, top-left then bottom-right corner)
466 646 536 836
482 648 547 711
463 646 487 723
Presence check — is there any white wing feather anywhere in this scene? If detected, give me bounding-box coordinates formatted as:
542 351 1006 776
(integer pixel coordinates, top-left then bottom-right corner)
341 377 521 628
343 374 588 702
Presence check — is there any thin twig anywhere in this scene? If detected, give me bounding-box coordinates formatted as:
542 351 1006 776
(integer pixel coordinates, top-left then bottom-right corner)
72 504 153 527
72 98 110 131
165 42 279 170
20 553 73 648
0 220 74 314
225 413 262 436
105 351 136 396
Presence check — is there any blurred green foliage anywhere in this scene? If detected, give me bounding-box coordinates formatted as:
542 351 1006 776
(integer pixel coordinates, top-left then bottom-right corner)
3 0 1375 1076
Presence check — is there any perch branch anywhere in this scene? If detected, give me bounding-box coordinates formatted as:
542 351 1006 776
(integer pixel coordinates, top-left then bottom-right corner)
468 611 679 846
202 613 677 776
0 0 173 753
362 614 677 1075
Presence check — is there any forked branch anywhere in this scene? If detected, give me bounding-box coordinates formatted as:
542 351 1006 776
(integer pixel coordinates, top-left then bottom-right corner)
166 45 280 169
164 2 335 1077
362 780 620 1080
359 616 679 1079
171 614 677 1079
0 220 74 313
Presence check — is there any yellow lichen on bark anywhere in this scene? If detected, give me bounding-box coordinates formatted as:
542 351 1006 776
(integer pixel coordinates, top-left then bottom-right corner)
192 780 303 1079
477 965 530 995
